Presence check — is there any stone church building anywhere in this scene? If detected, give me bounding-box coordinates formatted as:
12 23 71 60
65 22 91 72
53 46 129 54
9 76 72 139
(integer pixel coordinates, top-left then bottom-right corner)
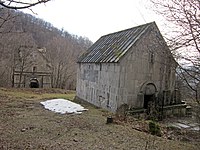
13 47 52 88
76 22 182 113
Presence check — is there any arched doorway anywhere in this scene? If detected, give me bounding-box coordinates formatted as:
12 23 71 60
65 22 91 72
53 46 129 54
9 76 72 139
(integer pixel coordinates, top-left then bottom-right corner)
30 78 39 88
140 82 157 115
143 83 157 109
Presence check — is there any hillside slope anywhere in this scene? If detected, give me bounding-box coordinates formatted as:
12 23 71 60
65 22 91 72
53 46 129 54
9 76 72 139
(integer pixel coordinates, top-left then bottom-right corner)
0 88 199 150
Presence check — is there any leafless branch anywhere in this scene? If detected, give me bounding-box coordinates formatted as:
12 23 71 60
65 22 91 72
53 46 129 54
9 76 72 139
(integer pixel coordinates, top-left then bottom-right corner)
0 0 51 9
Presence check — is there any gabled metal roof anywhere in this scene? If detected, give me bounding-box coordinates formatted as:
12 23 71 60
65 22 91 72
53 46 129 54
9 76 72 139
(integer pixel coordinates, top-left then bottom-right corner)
78 22 155 63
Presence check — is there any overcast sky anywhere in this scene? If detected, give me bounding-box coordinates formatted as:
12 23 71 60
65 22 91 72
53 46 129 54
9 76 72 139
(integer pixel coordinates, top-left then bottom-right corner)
24 0 164 42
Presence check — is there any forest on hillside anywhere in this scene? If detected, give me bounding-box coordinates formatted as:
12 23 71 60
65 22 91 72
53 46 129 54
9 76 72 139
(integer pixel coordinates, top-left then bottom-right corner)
0 7 92 89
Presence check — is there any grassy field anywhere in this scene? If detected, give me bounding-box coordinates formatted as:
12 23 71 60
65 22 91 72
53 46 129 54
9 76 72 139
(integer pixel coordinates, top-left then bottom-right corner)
0 88 199 150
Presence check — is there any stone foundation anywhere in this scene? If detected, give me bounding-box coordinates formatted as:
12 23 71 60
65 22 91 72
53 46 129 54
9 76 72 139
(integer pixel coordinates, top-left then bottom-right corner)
128 104 187 119
162 104 187 118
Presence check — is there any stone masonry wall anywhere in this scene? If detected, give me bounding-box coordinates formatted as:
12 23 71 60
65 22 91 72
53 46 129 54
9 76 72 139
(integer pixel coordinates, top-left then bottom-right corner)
76 63 120 112
117 25 176 109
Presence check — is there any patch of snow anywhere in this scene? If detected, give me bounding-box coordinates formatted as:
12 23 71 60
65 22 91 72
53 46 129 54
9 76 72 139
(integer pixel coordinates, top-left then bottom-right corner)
169 122 200 131
175 123 190 129
188 123 199 127
169 123 182 129
191 126 200 131
169 123 190 129
40 99 88 114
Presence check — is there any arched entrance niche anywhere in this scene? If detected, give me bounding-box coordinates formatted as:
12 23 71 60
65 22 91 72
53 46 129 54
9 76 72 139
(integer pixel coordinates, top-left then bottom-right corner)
30 78 39 88
140 82 157 110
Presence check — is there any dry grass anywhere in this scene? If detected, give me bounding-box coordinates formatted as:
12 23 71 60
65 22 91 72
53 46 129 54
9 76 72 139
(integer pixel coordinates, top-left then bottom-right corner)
0 88 198 150
0 87 75 100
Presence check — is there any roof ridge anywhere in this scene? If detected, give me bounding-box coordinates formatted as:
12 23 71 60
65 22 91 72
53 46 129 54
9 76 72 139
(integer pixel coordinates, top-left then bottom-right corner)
100 22 155 38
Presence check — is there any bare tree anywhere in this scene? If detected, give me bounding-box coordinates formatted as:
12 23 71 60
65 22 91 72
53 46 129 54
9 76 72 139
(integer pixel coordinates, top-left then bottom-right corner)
150 0 200 132
150 0 200 102
0 8 92 89
46 35 82 89
0 0 51 9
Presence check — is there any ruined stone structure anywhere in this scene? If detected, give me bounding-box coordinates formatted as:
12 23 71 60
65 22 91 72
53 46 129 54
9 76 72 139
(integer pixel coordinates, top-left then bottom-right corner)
13 48 52 88
76 22 184 115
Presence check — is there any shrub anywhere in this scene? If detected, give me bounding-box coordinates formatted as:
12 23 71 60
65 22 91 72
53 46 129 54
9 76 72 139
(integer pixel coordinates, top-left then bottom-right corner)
148 120 161 137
